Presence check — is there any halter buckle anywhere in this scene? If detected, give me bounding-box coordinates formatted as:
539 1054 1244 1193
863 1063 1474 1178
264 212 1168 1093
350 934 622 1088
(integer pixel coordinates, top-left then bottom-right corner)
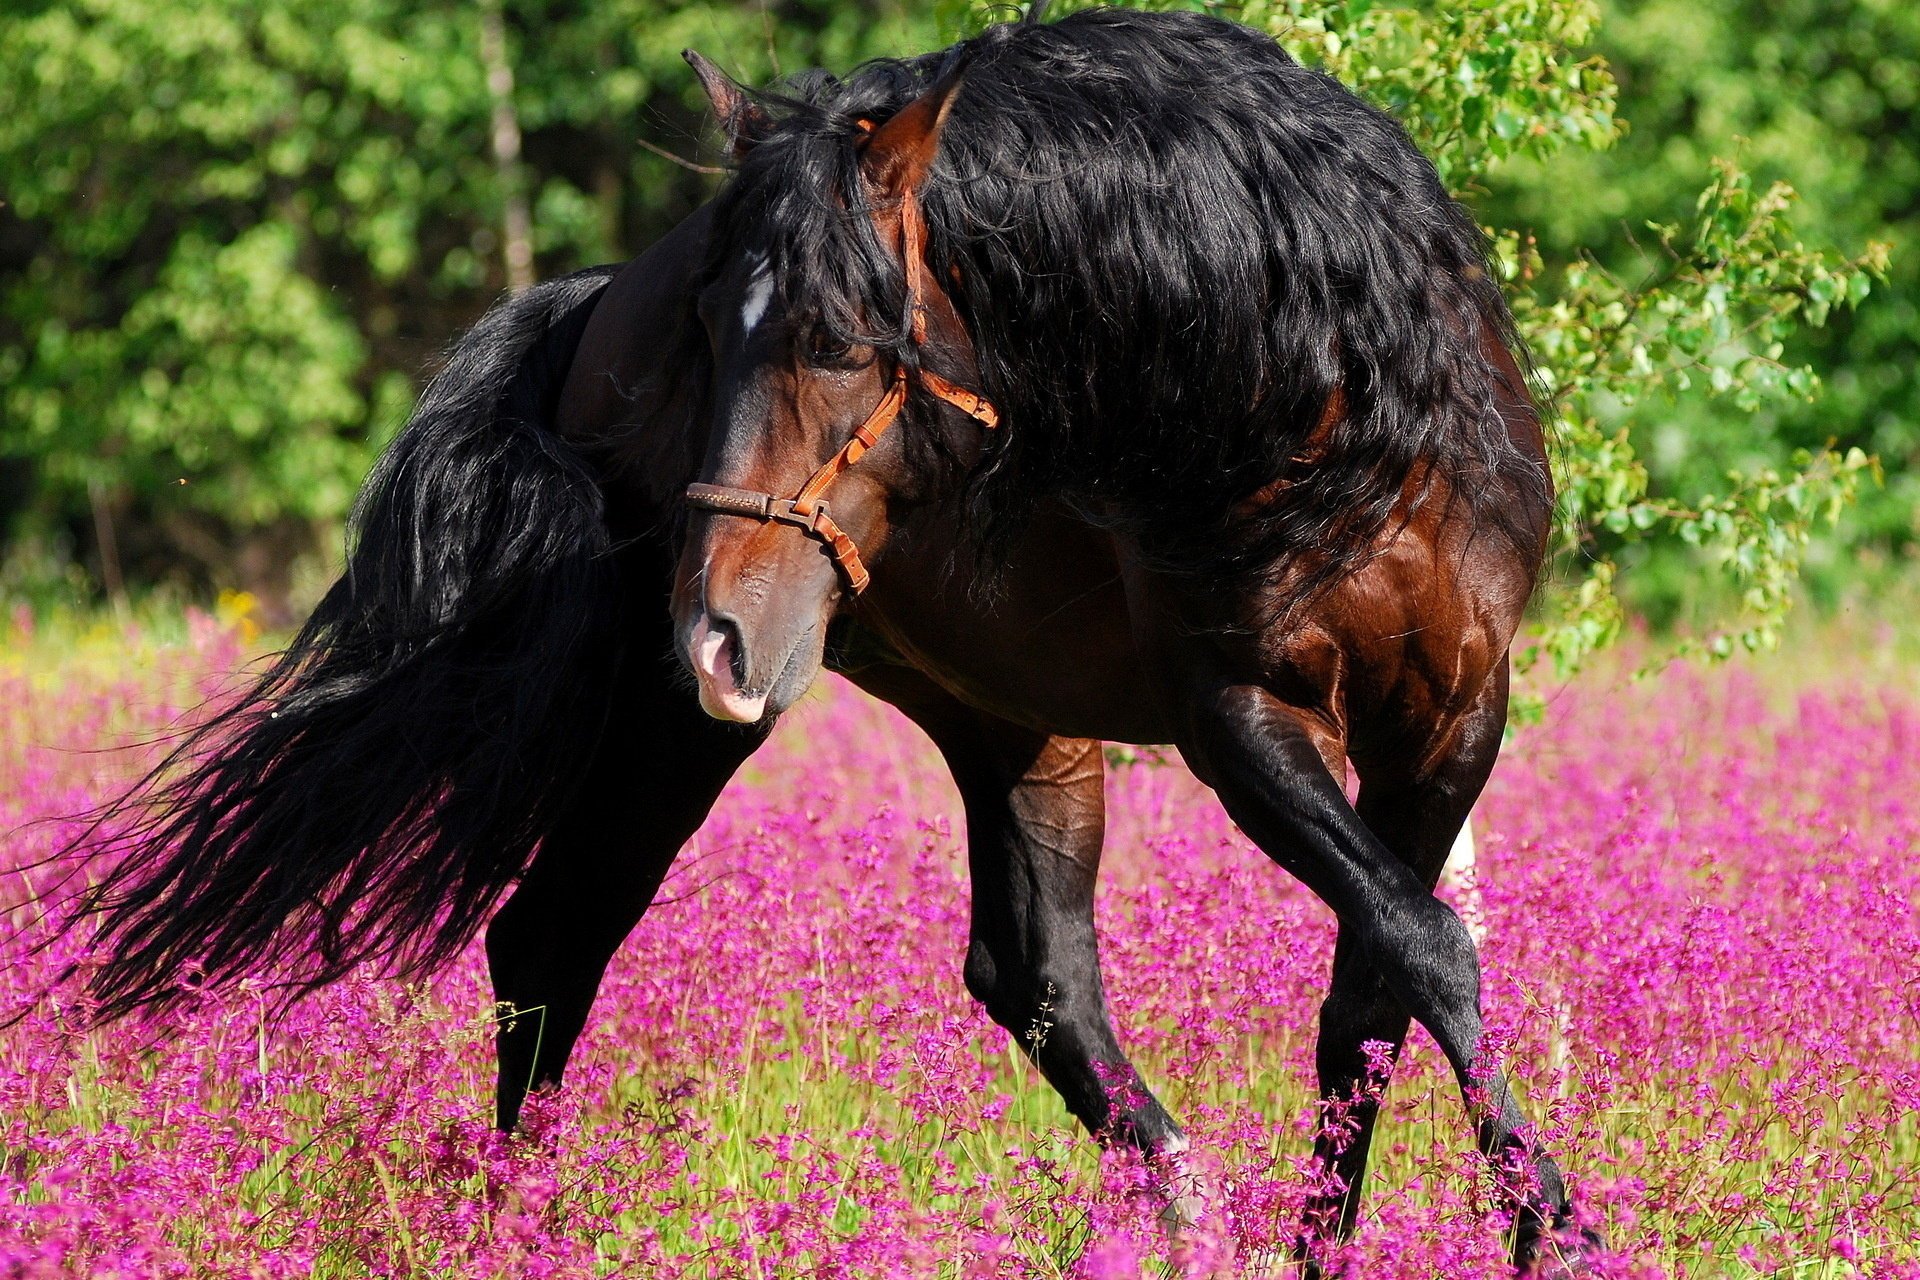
767 496 832 533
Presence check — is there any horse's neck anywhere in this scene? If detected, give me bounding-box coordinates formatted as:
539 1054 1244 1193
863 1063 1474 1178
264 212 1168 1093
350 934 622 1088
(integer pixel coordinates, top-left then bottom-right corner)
555 206 718 513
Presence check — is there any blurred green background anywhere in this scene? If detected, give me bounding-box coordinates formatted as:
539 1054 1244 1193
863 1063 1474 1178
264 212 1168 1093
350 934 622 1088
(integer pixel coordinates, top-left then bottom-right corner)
1484 0 1918 622
0 0 1912 628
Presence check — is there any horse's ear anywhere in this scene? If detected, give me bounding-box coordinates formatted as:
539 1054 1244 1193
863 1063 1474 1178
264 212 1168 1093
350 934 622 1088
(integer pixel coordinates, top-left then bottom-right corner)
684 49 769 160
859 62 968 198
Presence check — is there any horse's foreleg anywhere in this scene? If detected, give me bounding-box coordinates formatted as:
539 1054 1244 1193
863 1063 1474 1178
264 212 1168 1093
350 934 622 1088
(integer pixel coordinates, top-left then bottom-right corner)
486 666 765 1132
1182 681 1585 1275
956 731 1198 1223
961 736 1185 1137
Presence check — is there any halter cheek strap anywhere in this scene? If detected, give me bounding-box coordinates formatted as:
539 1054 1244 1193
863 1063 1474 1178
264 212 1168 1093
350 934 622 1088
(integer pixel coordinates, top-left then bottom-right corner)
684 188 998 595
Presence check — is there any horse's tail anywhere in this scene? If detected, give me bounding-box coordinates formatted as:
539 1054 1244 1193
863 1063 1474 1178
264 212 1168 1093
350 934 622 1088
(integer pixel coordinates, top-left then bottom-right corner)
68 265 624 1020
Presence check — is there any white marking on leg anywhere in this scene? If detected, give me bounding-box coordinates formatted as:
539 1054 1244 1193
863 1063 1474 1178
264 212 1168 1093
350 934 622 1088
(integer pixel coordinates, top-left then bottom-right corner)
1443 814 1487 944
1150 1133 1207 1235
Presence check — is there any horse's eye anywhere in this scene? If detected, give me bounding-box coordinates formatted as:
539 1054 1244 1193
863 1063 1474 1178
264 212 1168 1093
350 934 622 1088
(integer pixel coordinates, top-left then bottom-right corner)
806 322 852 364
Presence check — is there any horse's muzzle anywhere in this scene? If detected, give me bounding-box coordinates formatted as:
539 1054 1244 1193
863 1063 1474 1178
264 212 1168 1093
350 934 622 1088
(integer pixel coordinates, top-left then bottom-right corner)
687 613 768 723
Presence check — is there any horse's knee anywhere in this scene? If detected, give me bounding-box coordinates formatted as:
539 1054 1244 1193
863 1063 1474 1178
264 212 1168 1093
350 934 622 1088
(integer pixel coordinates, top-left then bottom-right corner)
1317 982 1400 1060
965 938 1082 1044
963 939 1003 1014
1420 900 1483 1002
965 942 1039 1034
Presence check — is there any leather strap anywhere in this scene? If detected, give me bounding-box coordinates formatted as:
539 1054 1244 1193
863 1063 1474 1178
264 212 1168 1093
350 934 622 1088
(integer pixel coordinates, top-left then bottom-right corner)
686 184 997 595
686 482 873 592
792 369 910 514
918 367 999 429
902 188 931 344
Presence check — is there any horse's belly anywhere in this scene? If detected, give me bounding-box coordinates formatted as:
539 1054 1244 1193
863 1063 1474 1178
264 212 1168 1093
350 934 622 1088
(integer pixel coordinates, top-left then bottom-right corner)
855 510 1175 743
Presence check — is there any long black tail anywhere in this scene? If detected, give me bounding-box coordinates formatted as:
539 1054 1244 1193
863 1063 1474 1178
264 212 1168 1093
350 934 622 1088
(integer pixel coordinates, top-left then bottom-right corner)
68 265 623 1020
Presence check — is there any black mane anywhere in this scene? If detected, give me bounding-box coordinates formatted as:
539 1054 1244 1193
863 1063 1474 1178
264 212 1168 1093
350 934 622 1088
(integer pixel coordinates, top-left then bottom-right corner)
707 7 1549 596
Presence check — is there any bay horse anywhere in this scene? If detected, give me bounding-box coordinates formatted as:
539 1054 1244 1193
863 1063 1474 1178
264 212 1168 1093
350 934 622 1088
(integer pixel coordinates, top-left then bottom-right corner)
67 9 1595 1273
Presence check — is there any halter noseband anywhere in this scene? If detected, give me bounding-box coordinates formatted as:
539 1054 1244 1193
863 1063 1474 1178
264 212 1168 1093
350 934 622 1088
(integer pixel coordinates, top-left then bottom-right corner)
684 188 998 595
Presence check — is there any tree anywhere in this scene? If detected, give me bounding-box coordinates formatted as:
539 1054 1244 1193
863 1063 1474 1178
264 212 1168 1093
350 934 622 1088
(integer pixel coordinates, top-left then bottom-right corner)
0 0 935 607
0 0 1889 695
1481 0 1920 617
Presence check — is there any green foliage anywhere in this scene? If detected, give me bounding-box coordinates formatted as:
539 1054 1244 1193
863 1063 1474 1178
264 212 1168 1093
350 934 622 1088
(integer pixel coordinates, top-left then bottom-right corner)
1484 0 1920 612
1515 159 1885 679
0 0 934 595
1235 0 1620 180
9 224 374 526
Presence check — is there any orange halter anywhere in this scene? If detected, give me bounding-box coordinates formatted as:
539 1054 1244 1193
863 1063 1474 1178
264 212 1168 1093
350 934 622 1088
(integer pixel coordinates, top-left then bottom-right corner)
684 188 998 594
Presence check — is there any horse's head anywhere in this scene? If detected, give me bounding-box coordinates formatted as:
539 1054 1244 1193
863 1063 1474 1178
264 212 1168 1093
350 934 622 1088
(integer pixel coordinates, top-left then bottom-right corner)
673 53 996 723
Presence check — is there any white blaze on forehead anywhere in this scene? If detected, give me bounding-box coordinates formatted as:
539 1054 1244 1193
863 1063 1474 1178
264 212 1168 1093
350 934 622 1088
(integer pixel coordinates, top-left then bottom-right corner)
739 254 773 336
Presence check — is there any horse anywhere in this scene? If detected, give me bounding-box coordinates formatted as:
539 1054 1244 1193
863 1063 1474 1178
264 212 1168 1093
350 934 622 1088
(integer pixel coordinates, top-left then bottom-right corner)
65 9 1596 1274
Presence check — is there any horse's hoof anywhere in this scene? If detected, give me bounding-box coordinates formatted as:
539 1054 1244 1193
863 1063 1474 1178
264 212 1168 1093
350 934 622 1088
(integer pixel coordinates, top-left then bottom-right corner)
1239 1247 1294 1279
1153 1166 1208 1236
1517 1225 1608 1278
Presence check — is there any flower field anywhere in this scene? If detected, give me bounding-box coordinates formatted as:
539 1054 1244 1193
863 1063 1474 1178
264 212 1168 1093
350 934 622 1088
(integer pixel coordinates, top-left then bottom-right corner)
1 612 1916 1278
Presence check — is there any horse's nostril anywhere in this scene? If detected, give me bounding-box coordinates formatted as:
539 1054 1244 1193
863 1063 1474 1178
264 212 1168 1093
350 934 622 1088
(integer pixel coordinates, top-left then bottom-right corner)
688 612 767 723
694 613 748 690
723 623 748 691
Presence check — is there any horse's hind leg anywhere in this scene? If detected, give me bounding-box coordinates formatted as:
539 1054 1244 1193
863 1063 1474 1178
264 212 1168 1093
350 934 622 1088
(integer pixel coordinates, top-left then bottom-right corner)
1305 671 1517 1250
855 669 1190 1195
486 654 766 1132
1181 680 1587 1275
